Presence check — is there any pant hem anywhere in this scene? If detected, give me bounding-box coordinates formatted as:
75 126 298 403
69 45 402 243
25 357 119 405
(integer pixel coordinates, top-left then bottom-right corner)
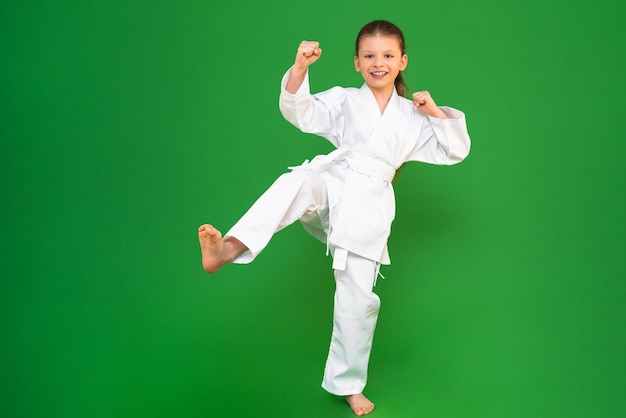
321 382 366 397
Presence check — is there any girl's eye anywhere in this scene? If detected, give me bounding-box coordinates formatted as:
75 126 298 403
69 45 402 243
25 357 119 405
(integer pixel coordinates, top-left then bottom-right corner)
365 54 373 59
385 54 393 58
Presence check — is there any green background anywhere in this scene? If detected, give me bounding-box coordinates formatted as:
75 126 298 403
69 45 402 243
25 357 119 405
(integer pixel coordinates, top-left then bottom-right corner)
2 0 624 417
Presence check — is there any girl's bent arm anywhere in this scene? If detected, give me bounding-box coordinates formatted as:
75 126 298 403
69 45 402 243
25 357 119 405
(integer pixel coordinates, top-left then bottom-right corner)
279 68 344 148
409 106 471 165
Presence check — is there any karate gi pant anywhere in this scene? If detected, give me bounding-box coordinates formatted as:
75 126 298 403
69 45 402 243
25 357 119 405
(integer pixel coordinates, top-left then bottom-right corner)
225 170 381 396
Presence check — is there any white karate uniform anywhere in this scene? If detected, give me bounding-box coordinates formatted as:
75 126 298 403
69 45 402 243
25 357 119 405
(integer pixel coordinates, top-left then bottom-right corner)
225 67 471 396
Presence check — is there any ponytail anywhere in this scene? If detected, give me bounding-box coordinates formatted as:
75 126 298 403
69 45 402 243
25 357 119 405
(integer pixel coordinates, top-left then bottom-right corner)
395 71 408 98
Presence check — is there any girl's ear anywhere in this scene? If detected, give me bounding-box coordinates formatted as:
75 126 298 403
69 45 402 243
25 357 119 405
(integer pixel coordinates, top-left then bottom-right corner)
400 54 408 71
354 55 360 72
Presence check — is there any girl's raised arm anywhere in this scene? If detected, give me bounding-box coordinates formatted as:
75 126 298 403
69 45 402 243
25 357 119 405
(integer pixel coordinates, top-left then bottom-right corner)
285 41 322 94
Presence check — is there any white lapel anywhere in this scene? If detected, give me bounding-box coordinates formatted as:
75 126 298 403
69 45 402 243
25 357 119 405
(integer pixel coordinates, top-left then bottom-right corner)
361 85 399 158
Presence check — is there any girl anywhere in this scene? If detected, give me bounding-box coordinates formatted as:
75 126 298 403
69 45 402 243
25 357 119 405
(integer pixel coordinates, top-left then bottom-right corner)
198 20 471 416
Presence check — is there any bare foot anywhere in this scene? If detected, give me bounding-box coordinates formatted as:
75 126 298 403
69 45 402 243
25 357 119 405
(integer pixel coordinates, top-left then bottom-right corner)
345 394 374 416
198 224 238 273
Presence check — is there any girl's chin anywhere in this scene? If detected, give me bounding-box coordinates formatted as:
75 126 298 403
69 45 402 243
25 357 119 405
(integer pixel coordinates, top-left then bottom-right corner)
366 80 393 89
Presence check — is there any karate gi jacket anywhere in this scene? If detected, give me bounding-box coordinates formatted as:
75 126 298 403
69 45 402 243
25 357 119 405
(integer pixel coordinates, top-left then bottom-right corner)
279 67 471 267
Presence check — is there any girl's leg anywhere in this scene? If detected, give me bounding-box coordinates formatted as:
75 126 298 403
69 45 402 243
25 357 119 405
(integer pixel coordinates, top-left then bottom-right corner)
199 169 327 272
322 251 380 415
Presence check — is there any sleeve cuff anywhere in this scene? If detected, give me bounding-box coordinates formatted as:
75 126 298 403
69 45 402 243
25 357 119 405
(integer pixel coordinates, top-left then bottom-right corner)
280 66 310 99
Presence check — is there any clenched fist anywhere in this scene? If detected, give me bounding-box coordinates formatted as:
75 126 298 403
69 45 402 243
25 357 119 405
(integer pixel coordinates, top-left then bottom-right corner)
412 91 448 119
294 41 323 71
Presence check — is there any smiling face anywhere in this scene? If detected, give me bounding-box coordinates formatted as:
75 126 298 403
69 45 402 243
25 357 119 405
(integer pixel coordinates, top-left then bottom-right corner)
354 34 407 95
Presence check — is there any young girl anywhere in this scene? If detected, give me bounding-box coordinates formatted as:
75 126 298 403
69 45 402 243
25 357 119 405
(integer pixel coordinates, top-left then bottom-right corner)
198 20 471 416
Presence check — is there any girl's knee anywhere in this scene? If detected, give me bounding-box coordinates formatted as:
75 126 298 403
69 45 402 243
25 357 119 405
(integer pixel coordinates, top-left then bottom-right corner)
281 170 325 198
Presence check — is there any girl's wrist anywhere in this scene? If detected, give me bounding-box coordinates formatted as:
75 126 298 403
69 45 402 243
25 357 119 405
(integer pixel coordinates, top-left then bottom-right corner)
430 107 448 119
291 65 308 75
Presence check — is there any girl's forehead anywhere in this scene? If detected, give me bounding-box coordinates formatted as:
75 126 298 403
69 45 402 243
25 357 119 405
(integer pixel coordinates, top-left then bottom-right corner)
358 34 402 51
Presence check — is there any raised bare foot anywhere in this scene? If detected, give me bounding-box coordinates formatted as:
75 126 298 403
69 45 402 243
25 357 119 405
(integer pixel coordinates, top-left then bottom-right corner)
345 393 375 416
198 224 230 273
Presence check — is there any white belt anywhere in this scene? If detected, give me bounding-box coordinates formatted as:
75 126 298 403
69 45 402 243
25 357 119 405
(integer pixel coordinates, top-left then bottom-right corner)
346 153 396 183
289 149 396 183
